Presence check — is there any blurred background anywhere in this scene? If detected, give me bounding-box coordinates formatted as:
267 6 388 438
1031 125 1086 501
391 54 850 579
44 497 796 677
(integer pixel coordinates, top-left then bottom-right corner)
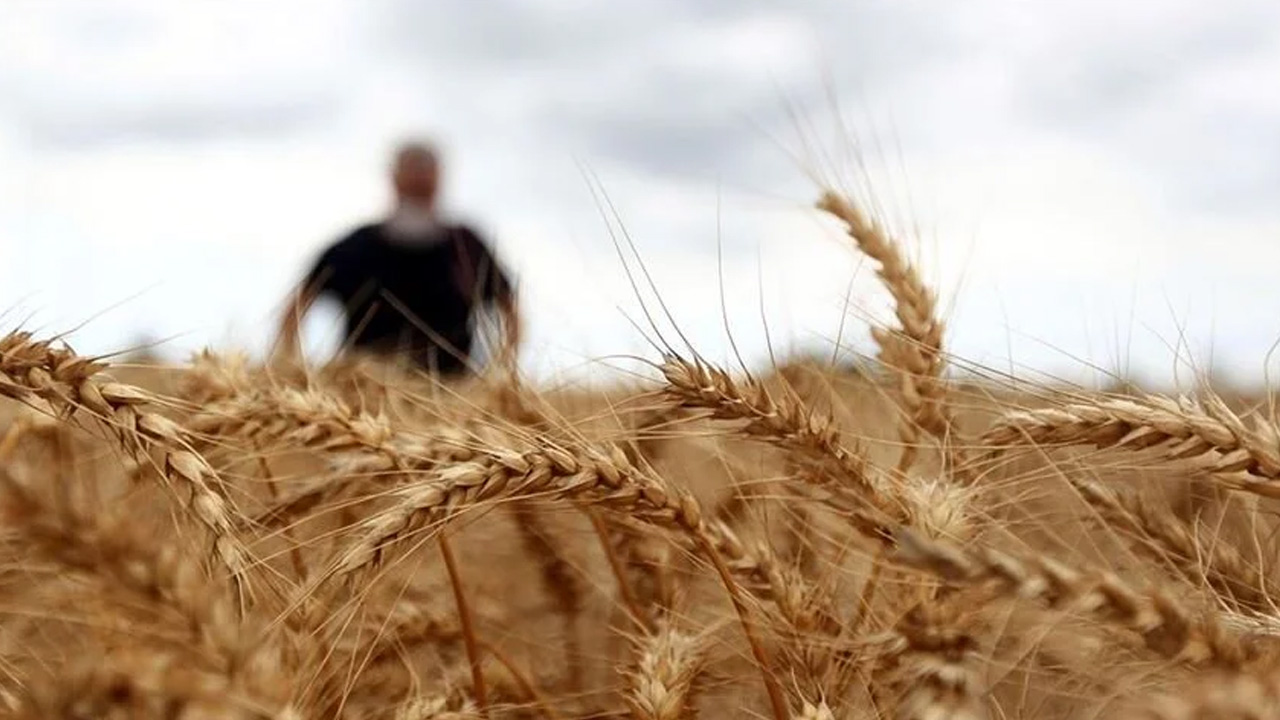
1 1 1278 387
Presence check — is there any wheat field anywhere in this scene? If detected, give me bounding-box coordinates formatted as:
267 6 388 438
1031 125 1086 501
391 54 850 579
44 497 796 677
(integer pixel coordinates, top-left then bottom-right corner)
0 188 1275 720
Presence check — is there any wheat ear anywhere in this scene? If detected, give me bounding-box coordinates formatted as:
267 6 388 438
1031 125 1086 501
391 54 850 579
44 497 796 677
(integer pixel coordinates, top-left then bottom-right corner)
393 694 483 720
17 648 276 720
894 528 1249 668
889 601 985 720
1075 479 1279 615
661 354 899 541
0 469 311 714
1142 669 1280 720
322 438 787 720
983 392 1280 498
625 623 708 720
0 331 247 578
711 520 843 705
791 699 835 720
816 191 961 476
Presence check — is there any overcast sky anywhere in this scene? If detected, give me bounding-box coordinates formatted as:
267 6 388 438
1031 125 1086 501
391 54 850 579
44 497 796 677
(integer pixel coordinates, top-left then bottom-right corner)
2 1 1278 386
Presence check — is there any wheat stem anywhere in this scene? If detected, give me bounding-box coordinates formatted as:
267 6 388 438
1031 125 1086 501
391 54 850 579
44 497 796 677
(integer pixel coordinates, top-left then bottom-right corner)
438 531 488 713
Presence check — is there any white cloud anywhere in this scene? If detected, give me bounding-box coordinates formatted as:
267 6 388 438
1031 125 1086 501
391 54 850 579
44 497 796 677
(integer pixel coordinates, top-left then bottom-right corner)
0 1 357 147
1 1 1278 388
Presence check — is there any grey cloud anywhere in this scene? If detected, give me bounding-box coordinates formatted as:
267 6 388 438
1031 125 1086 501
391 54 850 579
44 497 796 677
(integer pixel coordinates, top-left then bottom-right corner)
17 96 339 150
1149 114 1280 218
376 0 960 73
370 0 965 184
523 54 801 179
1008 5 1280 215
0 4 351 151
371 0 659 68
562 116 773 179
1016 11 1276 130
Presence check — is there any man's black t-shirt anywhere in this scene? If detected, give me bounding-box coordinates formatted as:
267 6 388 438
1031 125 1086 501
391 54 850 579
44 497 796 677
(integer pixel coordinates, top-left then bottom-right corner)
304 222 512 374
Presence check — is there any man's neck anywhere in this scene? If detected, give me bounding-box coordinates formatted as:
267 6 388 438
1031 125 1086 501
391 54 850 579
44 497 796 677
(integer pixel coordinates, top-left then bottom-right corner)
384 201 442 243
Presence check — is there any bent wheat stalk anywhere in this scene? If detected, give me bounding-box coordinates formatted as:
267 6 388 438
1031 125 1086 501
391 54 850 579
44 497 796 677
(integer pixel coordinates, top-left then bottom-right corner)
321 437 787 720
0 331 248 578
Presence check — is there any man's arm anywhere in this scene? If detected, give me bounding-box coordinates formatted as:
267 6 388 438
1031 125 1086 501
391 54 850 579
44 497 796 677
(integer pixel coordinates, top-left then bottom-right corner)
273 282 319 361
274 239 346 362
496 288 522 368
455 226 521 368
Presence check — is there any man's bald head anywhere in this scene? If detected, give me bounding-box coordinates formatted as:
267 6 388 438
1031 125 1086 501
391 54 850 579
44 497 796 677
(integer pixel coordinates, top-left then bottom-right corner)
391 140 441 207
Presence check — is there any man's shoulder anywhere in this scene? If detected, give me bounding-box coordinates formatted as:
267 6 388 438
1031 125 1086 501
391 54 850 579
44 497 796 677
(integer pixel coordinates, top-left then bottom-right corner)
340 222 386 245
322 223 383 257
441 220 491 249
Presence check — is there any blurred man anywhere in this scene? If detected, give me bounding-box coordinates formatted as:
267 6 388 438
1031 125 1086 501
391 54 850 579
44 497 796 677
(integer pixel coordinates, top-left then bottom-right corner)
276 140 520 376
